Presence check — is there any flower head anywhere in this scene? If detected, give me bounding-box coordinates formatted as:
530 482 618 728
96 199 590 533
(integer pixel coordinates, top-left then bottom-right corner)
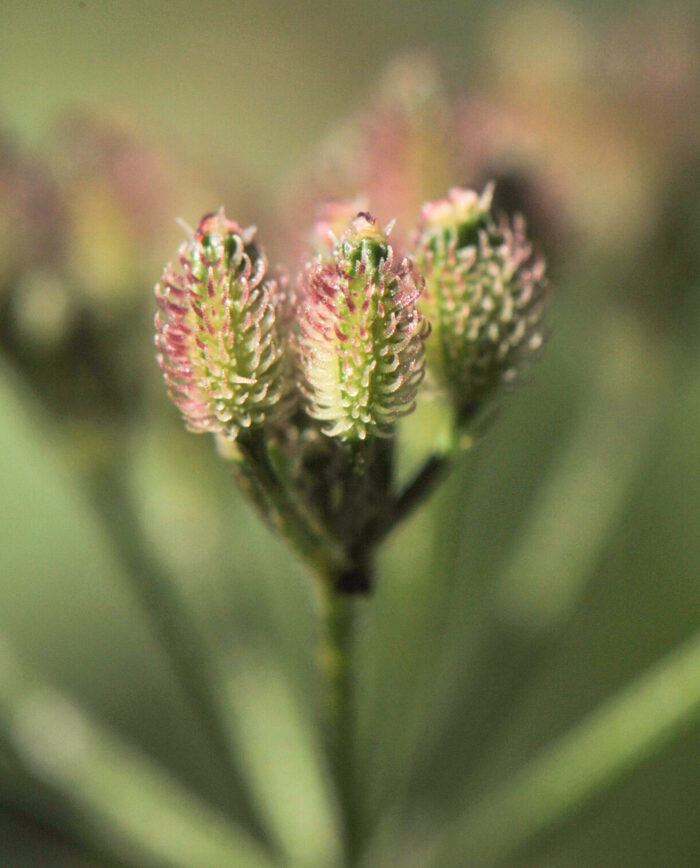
413 185 548 420
155 210 292 438
309 198 369 258
297 213 427 440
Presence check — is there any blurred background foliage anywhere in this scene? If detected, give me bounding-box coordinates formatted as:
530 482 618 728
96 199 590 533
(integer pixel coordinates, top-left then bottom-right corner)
0 1 699 866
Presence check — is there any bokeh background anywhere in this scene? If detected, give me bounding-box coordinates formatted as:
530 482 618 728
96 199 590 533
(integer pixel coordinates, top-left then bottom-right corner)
1 1 699 866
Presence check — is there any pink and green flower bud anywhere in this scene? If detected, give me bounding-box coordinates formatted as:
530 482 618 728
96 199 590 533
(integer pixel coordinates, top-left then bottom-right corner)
298 213 427 441
310 198 368 258
413 185 548 420
155 210 292 439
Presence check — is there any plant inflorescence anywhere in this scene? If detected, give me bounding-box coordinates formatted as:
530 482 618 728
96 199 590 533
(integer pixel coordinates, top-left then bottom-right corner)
155 187 548 593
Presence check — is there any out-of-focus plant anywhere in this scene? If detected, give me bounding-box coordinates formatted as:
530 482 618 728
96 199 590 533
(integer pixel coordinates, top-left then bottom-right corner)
1 10 700 865
156 185 548 573
148 29 700 866
0 111 260 482
153 178 548 857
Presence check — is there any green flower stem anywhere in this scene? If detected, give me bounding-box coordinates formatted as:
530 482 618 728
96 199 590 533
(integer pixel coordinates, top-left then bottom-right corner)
235 433 349 582
88 459 263 837
317 586 362 866
375 420 468 546
380 453 451 541
264 435 351 569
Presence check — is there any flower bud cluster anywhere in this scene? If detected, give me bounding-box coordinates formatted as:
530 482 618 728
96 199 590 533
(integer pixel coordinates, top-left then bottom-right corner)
154 191 549 591
413 185 548 420
155 211 291 439
297 214 427 440
156 190 547 444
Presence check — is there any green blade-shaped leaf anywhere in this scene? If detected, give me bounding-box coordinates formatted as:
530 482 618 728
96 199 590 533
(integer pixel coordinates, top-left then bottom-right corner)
412 630 700 868
0 637 278 868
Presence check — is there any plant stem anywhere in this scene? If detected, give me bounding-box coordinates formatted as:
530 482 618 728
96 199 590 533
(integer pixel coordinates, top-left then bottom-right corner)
235 434 349 580
317 586 361 866
375 415 471 545
384 454 451 538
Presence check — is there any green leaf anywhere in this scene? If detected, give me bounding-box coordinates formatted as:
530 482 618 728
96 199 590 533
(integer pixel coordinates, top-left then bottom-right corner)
0 637 278 868
226 644 343 868
413 630 700 868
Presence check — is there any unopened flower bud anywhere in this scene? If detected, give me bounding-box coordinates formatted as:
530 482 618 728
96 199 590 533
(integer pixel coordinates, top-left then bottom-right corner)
310 199 368 258
413 185 548 420
298 213 427 440
155 210 291 438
